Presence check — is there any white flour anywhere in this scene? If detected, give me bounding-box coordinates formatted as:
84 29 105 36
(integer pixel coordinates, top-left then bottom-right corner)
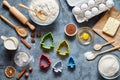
98 55 119 77
29 0 59 25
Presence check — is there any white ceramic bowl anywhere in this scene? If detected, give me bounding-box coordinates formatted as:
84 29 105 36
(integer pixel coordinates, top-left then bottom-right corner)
29 0 60 26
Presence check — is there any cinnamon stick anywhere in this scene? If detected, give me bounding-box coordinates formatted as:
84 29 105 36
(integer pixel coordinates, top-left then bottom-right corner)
20 38 31 49
16 68 26 80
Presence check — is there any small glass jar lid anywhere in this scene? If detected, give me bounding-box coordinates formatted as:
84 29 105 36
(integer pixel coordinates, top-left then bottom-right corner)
77 27 94 45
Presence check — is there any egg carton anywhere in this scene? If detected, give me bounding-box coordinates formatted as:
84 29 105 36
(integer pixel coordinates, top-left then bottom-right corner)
66 0 114 23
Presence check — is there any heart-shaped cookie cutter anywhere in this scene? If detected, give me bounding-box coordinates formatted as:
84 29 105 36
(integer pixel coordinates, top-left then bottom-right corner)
39 54 51 69
52 60 63 73
40 32 54 50
56 40 70 56
68 57 76 68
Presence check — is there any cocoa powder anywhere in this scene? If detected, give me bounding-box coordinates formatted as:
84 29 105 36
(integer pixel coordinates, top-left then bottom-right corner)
66 24 76 35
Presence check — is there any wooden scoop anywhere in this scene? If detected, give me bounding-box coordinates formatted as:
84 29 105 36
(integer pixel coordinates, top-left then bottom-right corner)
18 3 48 21
94 40 115 50
0 15 27 37
87 45 120 61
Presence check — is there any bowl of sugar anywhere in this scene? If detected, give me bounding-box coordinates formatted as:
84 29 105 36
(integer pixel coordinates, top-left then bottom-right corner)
29 0 60 26
98 54 120 79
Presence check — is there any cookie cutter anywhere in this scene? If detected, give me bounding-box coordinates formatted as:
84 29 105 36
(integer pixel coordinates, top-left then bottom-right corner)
68 57 76 68
40 32 54 50
52 60 63 73
56 40 70 56
39 54 51 69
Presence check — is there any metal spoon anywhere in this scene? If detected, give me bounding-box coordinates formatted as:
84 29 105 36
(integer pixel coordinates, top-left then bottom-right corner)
18 3 48 21
93 40 115 50
86 45 120 61
0 15 27 37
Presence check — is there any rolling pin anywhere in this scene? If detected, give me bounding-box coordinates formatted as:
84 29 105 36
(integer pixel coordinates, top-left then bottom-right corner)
3 0 35 31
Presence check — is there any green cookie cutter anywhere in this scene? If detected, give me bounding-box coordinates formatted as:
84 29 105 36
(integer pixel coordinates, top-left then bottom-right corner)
40 32 54 50
56 40 70 56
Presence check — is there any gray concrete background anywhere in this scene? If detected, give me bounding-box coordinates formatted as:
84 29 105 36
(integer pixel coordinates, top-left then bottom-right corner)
0 0 120 80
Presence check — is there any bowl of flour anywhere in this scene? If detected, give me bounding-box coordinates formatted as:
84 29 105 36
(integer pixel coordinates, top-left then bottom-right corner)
29 0 59 26
98 54 120 79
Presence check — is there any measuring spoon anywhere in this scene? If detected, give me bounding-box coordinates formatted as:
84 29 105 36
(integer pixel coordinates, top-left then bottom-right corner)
18 3 48 21
0 15 27 37
93 40 115 50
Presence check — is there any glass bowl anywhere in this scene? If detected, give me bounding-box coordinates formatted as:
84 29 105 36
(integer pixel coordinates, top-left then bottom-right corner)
29 0 60 26
76 27 94 45
98 54 120 79
14 52 32 67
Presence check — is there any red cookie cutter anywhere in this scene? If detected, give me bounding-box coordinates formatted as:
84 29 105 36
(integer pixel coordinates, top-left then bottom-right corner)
40 54 51 69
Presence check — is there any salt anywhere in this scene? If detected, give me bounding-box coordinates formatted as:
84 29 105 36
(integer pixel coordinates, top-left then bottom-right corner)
84 51 94 60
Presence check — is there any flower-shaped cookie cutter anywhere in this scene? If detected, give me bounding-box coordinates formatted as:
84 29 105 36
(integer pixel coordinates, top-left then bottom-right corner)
68 57 76 68
40 32 54 50
52 60 63 73
56 40 70 56
39 54 51 69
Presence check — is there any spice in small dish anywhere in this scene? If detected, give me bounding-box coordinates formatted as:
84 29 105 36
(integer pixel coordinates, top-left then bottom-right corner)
31 32 35 38
64 23 77 36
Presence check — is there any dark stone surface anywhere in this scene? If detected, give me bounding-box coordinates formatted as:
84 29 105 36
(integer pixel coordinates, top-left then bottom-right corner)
0 0 120 80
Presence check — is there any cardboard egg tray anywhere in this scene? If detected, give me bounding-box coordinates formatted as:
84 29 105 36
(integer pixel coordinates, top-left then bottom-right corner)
66 0 114 23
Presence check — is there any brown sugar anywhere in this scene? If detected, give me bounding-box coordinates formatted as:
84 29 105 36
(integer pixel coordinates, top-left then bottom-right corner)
66 24 77 35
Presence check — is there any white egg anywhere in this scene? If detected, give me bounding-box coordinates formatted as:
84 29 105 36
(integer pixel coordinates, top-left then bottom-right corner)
81 4 88 11
85 10 92 18
99 3 106 11
95 0 102 3
72 6 81 15
106 0 114 8
91 7 99 15
88 0 95 7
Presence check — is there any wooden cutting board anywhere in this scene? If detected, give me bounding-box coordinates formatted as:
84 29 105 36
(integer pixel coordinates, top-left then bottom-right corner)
92 7 120 50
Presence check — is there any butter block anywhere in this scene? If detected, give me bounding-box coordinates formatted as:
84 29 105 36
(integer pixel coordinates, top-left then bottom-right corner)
103 17 120 36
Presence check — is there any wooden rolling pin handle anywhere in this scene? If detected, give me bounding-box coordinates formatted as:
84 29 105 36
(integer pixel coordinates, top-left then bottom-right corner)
26 21 35 31
3 0 11 9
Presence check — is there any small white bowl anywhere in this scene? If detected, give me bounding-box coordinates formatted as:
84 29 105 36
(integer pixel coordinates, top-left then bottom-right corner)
64 23 77 36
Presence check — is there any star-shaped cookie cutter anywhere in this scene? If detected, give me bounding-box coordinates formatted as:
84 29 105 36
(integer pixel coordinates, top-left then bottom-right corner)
39 54 51 69
68 57 76 68
56 40 70 56
52 60 63 73
40 32 54 50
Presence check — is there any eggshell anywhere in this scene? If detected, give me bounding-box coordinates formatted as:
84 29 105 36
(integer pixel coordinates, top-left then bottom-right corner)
72 6 81 15
81 4 88 11
88 0 95 7
99 3 106 11
85 10 92 18
91 7 99 15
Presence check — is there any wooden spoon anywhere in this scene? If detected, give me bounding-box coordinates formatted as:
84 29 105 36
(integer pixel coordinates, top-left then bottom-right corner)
0 15 27 37
18 3 48 21
86 45 120 61
93 40 115 50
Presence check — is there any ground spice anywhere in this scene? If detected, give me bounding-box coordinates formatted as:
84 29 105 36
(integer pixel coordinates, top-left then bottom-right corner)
66 24 76 35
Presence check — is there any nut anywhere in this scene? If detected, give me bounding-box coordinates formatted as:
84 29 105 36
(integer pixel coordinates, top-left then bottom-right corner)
24 73 29 78
29 67 33 72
